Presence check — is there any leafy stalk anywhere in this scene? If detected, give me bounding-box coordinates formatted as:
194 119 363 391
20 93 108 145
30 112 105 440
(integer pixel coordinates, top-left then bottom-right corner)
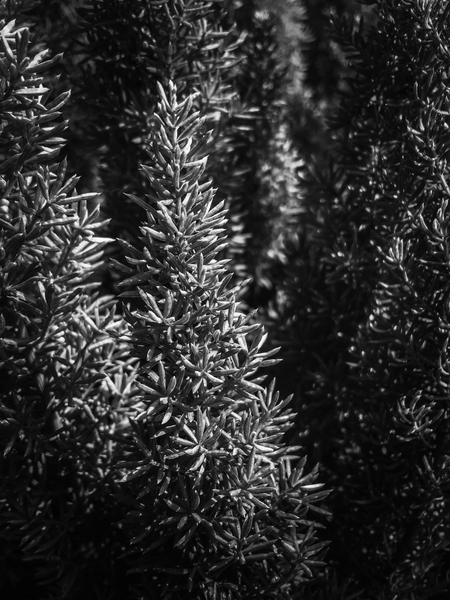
116 80 329 600
0 19 136 598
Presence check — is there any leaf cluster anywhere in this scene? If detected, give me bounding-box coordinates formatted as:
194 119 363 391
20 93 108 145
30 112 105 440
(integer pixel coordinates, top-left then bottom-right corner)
268 1 450 598
0 19 137 598
115 81 329 600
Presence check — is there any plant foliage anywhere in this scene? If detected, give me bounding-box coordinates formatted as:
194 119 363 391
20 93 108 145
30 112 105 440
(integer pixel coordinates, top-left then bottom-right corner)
4 1 450 599
115 79 329 600
269 1 450 598
0 17 136 599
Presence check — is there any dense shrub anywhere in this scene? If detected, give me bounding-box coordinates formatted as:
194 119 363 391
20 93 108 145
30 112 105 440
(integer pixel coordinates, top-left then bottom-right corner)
269 1 450 598
0 17 137 598
2 1 450 600
0 5 328 599
114 79 328 600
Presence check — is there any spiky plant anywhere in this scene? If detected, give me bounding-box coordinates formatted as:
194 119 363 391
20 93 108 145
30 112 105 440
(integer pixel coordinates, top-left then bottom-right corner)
0 19 136 599
114 80 329 600
269 1 450 598
62 0 243 237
